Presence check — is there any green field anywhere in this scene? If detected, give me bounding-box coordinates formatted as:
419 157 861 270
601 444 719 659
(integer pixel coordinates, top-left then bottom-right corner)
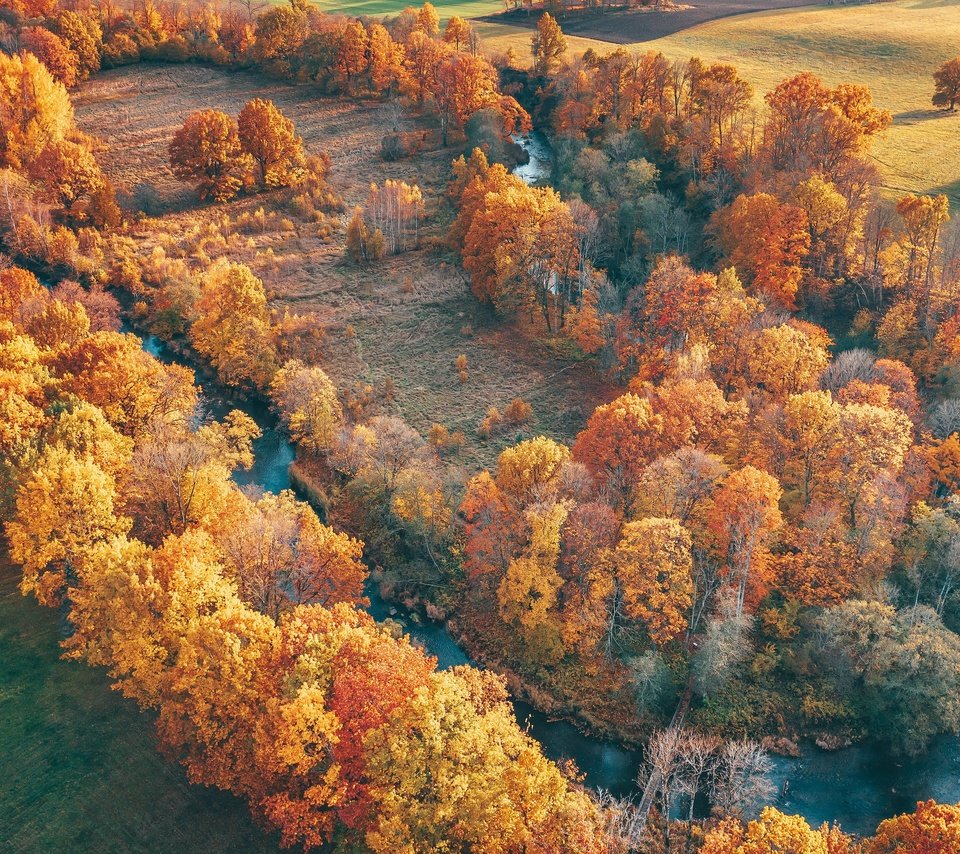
0 557 279 853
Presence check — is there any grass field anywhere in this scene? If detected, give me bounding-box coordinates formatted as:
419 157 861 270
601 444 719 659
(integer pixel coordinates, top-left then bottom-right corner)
475 0 960 203
0 556 279 853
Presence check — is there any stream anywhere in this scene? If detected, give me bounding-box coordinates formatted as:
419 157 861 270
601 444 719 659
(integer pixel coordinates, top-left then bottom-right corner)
140 327 960 835
130 137 960 836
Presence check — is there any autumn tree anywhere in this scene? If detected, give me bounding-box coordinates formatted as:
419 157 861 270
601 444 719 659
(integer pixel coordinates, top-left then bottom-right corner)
29 140 105 217
237 98 305 188
495 435 571 507
169 109 252 202
442 16 473 52
611 517 693 647
867 799 960 854
189 260 278 388
21 27 81 88
345 206 385 263
762 72 891 179
694 63 753 146
55 331 197 437
747 324 831 399
368 23 407 95
434 51 503 146
572 393 664 503
0 51 74 170
6 447 131 605
701 807 846 853
270 359 342 452
365 180 424 253
125 410 259 539
779 390 841 507
54 10 102 81
461 181 580 330
710 192 810 309
497 501 567 653
933 58 960 111
708 466 783 619
531 13 566 76
215 489 366 618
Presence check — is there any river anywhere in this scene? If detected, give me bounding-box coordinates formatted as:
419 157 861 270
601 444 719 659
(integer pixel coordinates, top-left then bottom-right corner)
132 137 960 834
140 326 960 836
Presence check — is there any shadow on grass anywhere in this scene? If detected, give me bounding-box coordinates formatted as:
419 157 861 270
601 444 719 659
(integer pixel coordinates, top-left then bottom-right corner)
0 556 280 854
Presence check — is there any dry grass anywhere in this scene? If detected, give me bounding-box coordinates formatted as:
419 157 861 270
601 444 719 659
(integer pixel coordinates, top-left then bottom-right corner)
477 0 960 203
74 65 615 468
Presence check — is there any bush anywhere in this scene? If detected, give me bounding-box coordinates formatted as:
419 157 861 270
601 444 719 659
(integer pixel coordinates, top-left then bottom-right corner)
503 397 532 426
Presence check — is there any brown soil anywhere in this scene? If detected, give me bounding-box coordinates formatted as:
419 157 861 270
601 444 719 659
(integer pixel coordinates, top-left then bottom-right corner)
74 64 616 469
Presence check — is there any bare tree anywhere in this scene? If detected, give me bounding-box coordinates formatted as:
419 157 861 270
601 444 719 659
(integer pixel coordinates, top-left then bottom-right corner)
710 739 775 818
677 733 721 854
638 728 685 853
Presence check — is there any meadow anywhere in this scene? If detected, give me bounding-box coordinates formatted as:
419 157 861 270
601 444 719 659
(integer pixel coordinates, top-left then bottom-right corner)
0 557 279 853
74 65 615 469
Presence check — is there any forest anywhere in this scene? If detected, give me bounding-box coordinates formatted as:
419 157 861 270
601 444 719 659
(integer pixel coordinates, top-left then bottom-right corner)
2 0 960 851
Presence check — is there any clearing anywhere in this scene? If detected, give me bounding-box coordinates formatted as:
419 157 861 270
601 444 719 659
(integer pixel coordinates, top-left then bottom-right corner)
73 65 615 468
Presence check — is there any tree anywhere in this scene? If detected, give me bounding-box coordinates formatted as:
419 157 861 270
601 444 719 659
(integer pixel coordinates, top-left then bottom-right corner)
867 800 960 854
415 2 441 38
270 359 342 452
711 193 810 309
818 601 960 755
747 324 830 399
779 390 841 507
54 10 102 81
363 667 606 853
215 489 366 618
189 260 278 388
612 517 693 647
125 411 258 540
0 51 74 170
56 331 197 437
237 98 305 188
933 58 960 111
694 63 753 147
762 72 890 179
531 13 566 76
6 447 130 605
345 206 385 263
30 140 105 216
708 466 783 619
368 23 407 95
434 52 502 146
497 501 567 647
461 180 579 329
829 401 913 530
21 27 81 88
442 16 472 51
701 806 841 853
169 109 252 202
365 180 424 253
495 436 570 507
572 393 664 504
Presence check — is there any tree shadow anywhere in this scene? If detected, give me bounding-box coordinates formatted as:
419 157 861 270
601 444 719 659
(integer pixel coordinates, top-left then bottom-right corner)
893 108 957 122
